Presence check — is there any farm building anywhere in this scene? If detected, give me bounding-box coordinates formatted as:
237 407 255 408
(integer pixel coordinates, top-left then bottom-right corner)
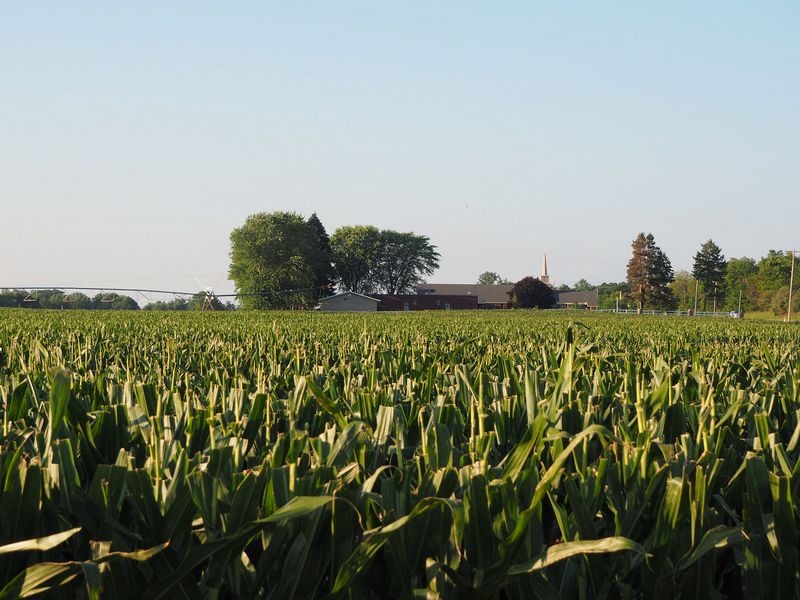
374 294 478 311
416 252 554 309
415 284 511 309
319 292 379 312
557 290 599 309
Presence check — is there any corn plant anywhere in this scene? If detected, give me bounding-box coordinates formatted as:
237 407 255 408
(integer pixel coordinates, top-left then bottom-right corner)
0 309 798 598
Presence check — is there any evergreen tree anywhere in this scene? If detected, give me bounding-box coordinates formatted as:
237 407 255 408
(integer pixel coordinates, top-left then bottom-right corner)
648 237 675 309
626 233 674 311
307 213 335 302
626 233 650 312
692 240 726 310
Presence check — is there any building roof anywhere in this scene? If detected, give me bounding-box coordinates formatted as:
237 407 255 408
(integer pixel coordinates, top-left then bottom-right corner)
416 283 512 305
320 291 380 303
373 294 479 311
557 290 599 306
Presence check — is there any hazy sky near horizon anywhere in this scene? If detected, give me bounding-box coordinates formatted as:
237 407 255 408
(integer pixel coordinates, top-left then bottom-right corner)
2 2 798 296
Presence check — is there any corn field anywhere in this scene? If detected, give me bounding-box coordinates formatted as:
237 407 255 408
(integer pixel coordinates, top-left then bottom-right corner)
0 309 799 599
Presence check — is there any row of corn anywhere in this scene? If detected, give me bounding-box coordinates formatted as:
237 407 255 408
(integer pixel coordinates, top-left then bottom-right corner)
0 310 798 598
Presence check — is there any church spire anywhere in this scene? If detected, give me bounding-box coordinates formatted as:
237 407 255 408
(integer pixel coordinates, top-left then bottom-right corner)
540 252 550 285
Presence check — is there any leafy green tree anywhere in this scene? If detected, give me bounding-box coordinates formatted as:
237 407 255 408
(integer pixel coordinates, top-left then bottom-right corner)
692 240 726 310
770 285 800 317
757 250 793 293
572 279 594 291
669 271 697 310
143 298 190 311
724 257 758 311
307 213 335 302
330 226 382 294
91 293 139 310
331 227 439 294
374 231 440 294
597 282 630 309
508 277 556 308
627 233 674 311
477 272 510 285
229 212 321 309
66 293 93 309
477 272 502 285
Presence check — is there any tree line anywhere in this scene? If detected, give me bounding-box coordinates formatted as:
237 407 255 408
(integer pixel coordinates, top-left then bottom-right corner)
551 235 797 315
0 290 140 310
0 289 237 312
228 212 440 309
4 222 793 314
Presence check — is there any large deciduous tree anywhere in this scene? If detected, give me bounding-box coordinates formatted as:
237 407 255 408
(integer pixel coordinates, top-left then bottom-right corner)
508 277 556 309
724 257 758 311
757 250 793 292
692 239 726 310
669 271 697 310
229 211 328 309
331 227 439 294
330 225 383 294
374 231 440 294
626 233 674 312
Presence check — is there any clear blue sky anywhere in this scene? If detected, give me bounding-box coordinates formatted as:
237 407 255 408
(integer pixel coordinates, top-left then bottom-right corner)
2 2 798 295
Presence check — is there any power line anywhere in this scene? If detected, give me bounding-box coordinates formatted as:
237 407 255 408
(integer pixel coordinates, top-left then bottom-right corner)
0 286 196 296
0 284 331 299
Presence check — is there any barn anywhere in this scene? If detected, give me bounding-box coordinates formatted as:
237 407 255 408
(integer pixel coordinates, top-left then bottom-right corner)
318 292 379 312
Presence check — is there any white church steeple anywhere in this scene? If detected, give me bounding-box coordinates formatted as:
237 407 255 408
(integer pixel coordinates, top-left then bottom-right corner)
540 252 550 285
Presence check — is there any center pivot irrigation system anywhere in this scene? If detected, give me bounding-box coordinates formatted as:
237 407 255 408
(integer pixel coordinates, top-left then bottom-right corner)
0 284 333 310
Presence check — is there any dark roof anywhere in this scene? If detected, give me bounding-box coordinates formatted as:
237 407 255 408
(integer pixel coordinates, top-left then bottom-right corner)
319 291 379 303
416 284 512 305
557 290 599 306
373 294 478 311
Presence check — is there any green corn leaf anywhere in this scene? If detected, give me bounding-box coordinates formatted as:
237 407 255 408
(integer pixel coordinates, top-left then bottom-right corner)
45 368 72 458
328 497 448 596
674 526 743 572
506 536 646 576
147 496 336 598
0 543 167 600
0 528 80 555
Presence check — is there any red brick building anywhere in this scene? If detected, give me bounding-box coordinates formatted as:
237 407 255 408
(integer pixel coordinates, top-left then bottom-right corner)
414 284 511 309
373 294 478 311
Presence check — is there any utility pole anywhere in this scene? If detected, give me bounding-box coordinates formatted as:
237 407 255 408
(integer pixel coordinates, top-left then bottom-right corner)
738 289 742 316
713 283 718 315
693 279 698 315
788 250 796 323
